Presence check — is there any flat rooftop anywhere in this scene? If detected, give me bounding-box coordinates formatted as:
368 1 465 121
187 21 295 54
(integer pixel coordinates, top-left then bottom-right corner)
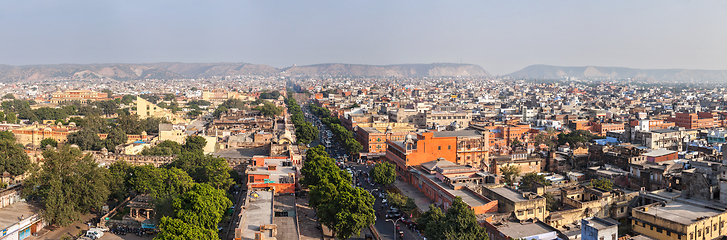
488 187 537 202
584 217 617 230
423 174 491 207
497 221 557 238
241 190 272 240
273 195 298 240
432 130 481 138
640 202 722 225
643 149 677 157
214 147 268 159
0 201 40 231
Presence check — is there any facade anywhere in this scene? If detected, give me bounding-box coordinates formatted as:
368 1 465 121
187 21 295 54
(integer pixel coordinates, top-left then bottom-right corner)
159 123 186 144
133 96 182 123
631 201 727 240
407 160 497 214
479 186 548 221
666 112 716 129
50 89 106 104
642 149 678 163
581 217 618 240
353 123 416 158
11 123 78 148
634 128 697 151
413 110 473 129
0 194 46 240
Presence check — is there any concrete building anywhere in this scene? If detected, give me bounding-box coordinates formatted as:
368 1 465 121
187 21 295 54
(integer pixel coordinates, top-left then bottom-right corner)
133 96 182 123
479 186 548 221
634 128 697 151
413 110 473 129
159 123 186 144
0 196 46 240
667 112 716 129
49 89 107 104
631 201 727 240
484 219 560 240
581 217 618 240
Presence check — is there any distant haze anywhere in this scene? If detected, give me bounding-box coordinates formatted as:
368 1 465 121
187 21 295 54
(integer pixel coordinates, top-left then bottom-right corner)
1 1 726 75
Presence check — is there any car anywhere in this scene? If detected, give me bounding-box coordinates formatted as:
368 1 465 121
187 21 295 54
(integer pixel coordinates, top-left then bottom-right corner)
381 198 388 204
386 212 402 219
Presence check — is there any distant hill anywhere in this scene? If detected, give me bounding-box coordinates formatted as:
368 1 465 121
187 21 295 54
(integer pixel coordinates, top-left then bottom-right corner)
0 62 489 82
508 65 727 83
282 63 490 77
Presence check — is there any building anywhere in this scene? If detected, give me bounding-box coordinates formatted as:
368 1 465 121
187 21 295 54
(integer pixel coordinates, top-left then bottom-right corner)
11 122 78 148
634 128 697 151
0 187 46 240
631 201 727 240
581 217 618 240
49 89 107 104
479 186 548 221
159 124 187 144
667 112 715 129
385 130 489 182
642 149 678 163
413 110 474 129
354 123 416 159
484 219 560 240
133 96 182 123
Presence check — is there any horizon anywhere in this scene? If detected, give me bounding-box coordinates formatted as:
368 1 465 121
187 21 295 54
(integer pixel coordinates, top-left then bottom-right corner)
1 1 726 75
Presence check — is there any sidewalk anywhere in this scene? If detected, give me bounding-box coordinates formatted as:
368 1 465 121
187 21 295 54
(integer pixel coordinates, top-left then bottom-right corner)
393 180 434 213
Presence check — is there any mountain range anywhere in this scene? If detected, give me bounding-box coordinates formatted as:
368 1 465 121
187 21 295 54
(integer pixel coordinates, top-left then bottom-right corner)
0 63 489 82
0 62 726 83
507 65 727 83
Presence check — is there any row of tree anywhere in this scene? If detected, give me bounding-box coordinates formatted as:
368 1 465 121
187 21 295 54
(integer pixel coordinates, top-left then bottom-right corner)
284 95 318 144
65 114 168 151
302 146 375 239
308 104 363 155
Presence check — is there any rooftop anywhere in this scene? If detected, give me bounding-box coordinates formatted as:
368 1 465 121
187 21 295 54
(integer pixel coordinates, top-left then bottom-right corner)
496 221 558 239
0 201 41 231
639 202 722 225
583 217 617 230
213 147 269 159
241 190 272 240
651 129 678 133
432 130 482 138
488 187 540 202
642 149 677 157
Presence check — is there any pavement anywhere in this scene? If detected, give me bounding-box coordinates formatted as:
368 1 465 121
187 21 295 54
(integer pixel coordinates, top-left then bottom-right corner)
392 180 434 213
26 214 96 240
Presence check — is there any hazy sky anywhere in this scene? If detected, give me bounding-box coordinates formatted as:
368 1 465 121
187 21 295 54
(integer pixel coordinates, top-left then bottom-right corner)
1 1 726 75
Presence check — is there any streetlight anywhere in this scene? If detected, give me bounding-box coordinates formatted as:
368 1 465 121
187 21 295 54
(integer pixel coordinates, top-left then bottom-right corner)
386 218 402 239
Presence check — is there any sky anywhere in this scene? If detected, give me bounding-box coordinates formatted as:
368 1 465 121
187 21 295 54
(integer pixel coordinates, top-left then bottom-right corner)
1 1 726 75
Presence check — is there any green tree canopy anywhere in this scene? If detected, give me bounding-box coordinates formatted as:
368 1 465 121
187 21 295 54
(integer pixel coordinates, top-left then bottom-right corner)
500 165 521 185
0 139 31 177
40 138 58 148
418 197 488 240
168 151 234 190
172 183 232 229
183 136 207 152
589 179 613 191
318 187 375 239
0 130 15 141
519 172 550 192
370 162 396 185
141 140 183 156
386 191 417 213
23 146 110 226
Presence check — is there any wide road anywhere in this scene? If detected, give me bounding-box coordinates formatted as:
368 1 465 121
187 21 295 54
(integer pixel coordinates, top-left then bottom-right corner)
346 162 425 240
303 101 424 240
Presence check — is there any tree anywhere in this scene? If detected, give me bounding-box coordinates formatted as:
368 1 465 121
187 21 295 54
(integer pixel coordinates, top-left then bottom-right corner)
95 127 128 151
418 197 488 240
386 191 417 213
163 94 176 101
0 130 15 141
519 173 550 191
309 178 340 209
118 114 143 134
0 139 31 180
40 138 58 148
102 89 113 98
173 183 232 229
295 122 318 144
2 93 15 99
23 146 110 226
213 106 228 118
183 136 207 152
187 109 202 117
168 151 234 190
252 101 283 117
510 138 522 147
67 129 102 150
557 130 604 146
318 187 375 239
544 193 560 212
155 217 218 240
108 159 132 201
370 162 396 186
500 165 521 185
534 132 556 149
589 179 613 191
141 140 183 156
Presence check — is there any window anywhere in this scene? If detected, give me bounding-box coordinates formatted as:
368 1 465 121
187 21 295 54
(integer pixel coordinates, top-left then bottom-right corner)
528 209 533 214
448 145 451 150
667 231 671 236
599 237 604 240
249 176 255 183
706 227 709 234
539 207 542 213
274 211 289 217
612 234 616 240
657 228 662 233
438 146 441 150
518 211 523 216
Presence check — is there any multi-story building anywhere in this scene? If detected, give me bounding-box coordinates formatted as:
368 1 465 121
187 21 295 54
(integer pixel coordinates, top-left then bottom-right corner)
632 200 727 240
667 112 716 129
49 89 107 104
634 128 697 151
581 217 618 240
11 123 78 148
133 96 183 123
354 124 415 159
479 186 547 221
159 123 187 144
413 110 473 129
385 130 489 181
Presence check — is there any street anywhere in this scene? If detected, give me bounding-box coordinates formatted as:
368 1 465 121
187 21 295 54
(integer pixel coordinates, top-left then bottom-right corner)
303 102 424 240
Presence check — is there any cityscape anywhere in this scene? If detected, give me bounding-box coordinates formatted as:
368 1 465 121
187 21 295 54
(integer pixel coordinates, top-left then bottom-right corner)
1 1 727 240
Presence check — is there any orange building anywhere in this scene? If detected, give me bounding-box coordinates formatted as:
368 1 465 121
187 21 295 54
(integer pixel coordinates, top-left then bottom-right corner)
355 125 415 159
628 119 675 131
483 124 532 149
385 130 489 182
245 156 297 194
667 112 715 129
592 122 625 136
